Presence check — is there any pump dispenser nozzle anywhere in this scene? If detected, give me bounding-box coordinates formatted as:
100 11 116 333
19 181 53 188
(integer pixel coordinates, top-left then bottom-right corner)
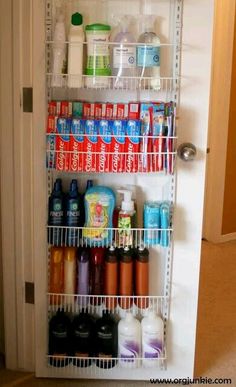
118 190 134 212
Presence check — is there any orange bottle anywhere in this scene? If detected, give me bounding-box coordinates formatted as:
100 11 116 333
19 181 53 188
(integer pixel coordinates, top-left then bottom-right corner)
104 246 118 310
135 247 149 309
119 247 133 309
49 246 64 305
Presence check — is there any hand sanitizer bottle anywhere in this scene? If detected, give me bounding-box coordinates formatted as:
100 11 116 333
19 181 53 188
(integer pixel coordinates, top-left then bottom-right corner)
137 16 161 90
112 16 137 89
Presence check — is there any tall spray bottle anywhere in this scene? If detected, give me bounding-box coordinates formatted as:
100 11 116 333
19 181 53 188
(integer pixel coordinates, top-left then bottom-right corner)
68 12 84 88
65 179 81 246
112 16 137 89
51 8 67 87
137 16 161 90
48 178 64 245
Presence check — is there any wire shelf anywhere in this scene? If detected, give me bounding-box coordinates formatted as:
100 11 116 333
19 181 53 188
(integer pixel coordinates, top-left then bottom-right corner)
47 293 168 316
47 73 179 92
47 226 172 248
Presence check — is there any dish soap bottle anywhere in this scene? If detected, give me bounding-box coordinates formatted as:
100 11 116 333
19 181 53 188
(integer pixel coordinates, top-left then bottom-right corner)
51 9 67 87
118 190 136 247
112 16 137 89
68 12 84 88
137 16 161 90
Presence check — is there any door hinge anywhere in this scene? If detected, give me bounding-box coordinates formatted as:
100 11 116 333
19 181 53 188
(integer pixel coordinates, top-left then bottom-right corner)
25 282 35 304
22 87 33 113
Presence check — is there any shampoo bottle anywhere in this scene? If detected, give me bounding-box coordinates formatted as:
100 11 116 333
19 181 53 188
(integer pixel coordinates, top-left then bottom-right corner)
48 178 64 246
49 246 64 305
118 312 141 368
135 247 149 309
104 246 118 310
65 179 81 246
77 248 89 305
119 247 133 309
71 310 95 367
90 247 105 304
112 16 137 89
48 310 71 367
141 311 164 367
137 16 161 90
95 310 118 369
51 9 67 87
118 190 136 247
64 247 77 305
68 12 84 88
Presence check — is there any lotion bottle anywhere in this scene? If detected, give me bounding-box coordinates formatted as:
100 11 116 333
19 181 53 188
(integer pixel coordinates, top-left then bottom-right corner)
141 310 164 367
118 312 141 368
68 12 84 88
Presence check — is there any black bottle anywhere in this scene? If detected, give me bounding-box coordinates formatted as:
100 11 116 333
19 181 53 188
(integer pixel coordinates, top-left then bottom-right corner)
48 179 64 246
71 310 95 367
94 310 118 369
48 310 71 367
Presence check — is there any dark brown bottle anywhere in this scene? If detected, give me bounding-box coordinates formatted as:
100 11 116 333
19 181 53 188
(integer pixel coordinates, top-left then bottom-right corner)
119 247 133 309
104 246 118 310
135 246 149 309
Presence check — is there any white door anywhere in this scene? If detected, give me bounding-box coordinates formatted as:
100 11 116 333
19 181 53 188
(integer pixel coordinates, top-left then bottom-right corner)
2 0 214 380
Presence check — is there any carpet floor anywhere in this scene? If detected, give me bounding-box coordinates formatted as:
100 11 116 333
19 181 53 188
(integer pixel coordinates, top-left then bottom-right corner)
0 241 235 386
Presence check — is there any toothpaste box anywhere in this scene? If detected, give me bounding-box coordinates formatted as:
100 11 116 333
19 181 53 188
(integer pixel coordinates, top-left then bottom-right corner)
114 103 129 119
83 103 95 118
106 103 114 119
84 120 98 173
70 119 85 172
110 120 126 173
46 115 57 169
60 101 73 117
125 120 141 173
72 101 83 118
98 120 112 173
48 101 61 116
94 103 103 119
128 102 140 120
56 118 71 171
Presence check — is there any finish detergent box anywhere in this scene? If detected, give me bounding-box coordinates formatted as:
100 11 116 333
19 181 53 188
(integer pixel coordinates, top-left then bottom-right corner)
56 118 71 171
111 120 126 173
98 120 112 173
70 118 84 172
84 120 98 173
125 120 141 173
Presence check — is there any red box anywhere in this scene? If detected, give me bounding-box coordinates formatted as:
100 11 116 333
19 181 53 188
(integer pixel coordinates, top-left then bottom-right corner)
56 118 71 171
60 101 72 117
125 120 141 173
110 120 126 173
84 120 98 173
48 101 61 116
98 120 112 173
128 102 140 120
70 119 84 172
47 115 57 133
83 103 95 118
106 103 114 119
94 103 103 119
116 103 128 119
101 104 107 118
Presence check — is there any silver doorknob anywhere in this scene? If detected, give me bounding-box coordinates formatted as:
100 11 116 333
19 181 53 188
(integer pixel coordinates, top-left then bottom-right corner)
177 143 197 161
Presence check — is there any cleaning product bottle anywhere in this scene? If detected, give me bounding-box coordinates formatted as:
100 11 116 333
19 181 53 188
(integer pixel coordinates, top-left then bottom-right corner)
141 310 164 367
118 312 141 368
143 201 160 245
160 202 170 247
71 310 95 367
95 310 118 369
48 178 64 246
137 16 161 90
112 16 137 89
49 246 64 305
104 246 118 310
83 186 115 247
89 247 105 305
80 179 93 227
135 246 149 309
48 309 72 367
119 247 133 309
68 12 84 88
51 9 67 87
64 247 77 305
118 190 136 247
65 179 81 246
77 248 89 301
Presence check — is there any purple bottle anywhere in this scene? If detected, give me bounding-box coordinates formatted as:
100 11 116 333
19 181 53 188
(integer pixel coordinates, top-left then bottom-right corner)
77 248 89 307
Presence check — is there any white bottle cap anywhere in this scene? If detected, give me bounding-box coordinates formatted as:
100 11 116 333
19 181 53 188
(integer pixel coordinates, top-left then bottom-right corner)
118 190 134 212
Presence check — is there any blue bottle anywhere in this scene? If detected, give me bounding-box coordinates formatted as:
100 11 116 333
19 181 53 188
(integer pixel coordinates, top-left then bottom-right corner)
48 178 64 246
160 202 171 247
65 179 81 246
143 201 160 245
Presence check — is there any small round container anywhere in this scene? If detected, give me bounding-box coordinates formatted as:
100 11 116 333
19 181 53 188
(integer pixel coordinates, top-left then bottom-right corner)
85 24 111 88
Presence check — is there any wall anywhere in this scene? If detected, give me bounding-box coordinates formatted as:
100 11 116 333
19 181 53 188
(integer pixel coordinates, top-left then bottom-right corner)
222 8 236 234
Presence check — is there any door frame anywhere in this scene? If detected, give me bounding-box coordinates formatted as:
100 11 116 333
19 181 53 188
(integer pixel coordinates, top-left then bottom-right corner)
203 0 236 243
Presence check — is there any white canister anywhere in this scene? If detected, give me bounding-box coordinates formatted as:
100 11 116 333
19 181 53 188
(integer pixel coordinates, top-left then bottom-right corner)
85 24 111 88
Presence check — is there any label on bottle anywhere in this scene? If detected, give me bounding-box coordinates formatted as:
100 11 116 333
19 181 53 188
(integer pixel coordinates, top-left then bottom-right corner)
52 330 67 339
113 46 136 69
118 214 132 246
119 332 140 362
74 330 89 339
137 46 160 68
66 199 80 226
50 199 63 225
142 329 163 359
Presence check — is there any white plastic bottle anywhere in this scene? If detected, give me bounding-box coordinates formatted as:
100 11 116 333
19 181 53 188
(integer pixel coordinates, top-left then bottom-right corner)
118 312 141 368
141 311 164 367
112 16 137 89
68 12 84 88
137 16 161 90
51 10 67 88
